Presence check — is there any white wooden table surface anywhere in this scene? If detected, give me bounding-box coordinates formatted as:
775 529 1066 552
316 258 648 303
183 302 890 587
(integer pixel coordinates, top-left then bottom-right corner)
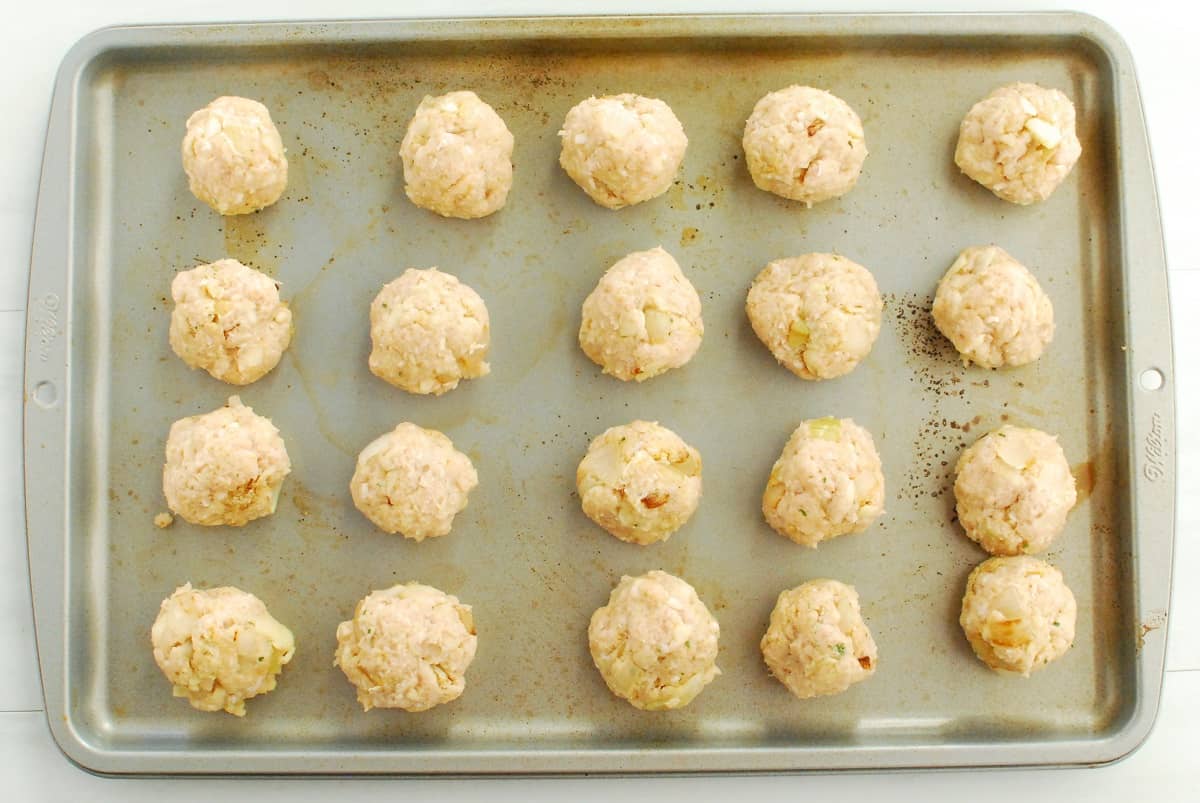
2 1 1195 799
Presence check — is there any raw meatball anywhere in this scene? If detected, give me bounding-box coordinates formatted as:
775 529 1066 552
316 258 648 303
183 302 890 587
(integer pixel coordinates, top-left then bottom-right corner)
168 258 293 385
350 422 478 541
960 556 1077 675
162 396 291 526
954 426 1076 556
760 579 878 699
955 82 1082 205
932 245 1054 368
181 96 288 215
368 268 490 396
588 571 720 711
579 247 703 382
746 253 882 380
334 583 477 712
576 420 702 545
763 417 885 548
399 90 514 219
151 583 295 716
558 94 687 209
742 85 868 206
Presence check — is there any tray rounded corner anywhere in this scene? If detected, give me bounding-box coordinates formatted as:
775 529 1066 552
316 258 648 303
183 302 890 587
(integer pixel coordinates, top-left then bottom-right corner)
40 707 128 780
1085 689 1166 768
54 25 142 89
1058 10 1138 72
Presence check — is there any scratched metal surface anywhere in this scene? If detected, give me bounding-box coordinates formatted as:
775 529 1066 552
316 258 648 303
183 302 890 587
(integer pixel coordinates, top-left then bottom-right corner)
30 15 1163 773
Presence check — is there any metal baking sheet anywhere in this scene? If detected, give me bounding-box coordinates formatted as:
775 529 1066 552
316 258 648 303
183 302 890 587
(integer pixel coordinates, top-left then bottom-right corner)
24 13 1174 775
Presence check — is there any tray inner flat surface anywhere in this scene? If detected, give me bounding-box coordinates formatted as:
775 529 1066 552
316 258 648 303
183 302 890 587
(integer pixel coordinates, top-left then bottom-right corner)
70 30 1132 757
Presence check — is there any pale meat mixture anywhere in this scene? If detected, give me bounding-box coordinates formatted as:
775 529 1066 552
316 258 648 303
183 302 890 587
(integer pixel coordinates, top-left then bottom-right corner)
334 583 478 712
746 253 883 380
169 258 293 385
162 396 291 526
742 85 868 206
181 96 288 215
151 583 295 716
763 417 886 548
954 426 1077 556
760 579 878 699
588 571 720 711
368 268 490 396
558 94 688 209
399 90 514 219
576 420 702 546
350 422 478 541
579 247 704 382
932 245 1054 369
955 82 1082 205
960 556 1077 676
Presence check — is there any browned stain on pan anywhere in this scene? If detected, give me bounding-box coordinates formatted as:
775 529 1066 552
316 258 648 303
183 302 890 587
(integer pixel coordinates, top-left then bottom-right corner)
1072 461 1096 505
1136 611 1167 653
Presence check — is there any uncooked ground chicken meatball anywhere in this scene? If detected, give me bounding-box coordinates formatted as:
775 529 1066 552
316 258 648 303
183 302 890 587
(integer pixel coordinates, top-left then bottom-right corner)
960 556 1077 675
954 426 1076 556
559 94 688 209
576 420 702 545
579 247 703 382
760 579 878 699
368 268 490 396
743 85 868 206
763 417 885 547
932 245 1054 368
588 571 720 711
746 253 882 380
162 396 291 526
399 90 514 219
350 422 478 541
151 583 295 716
169 258 293 385
335 583 477 712
955 82 1082 205
182 96 288 215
